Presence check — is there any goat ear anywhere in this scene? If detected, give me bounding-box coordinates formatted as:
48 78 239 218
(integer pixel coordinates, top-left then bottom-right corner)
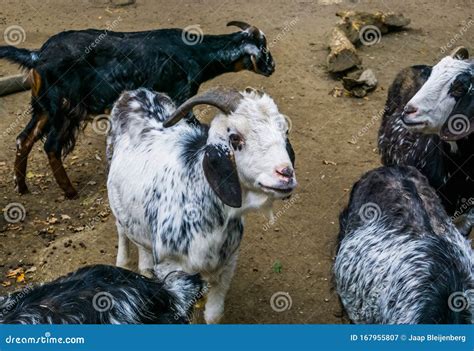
203 143 242 208
450 46 469 60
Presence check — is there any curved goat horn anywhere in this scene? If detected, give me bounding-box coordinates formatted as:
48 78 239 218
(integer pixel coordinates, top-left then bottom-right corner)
227 21 253 31
163 88 243 128
449 46 469 60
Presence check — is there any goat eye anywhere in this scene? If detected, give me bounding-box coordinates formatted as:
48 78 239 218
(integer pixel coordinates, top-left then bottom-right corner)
449 75 470 97
229 133 242 151
450 83 467 97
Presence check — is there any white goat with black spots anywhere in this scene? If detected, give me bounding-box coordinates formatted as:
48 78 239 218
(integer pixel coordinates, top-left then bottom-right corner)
107 87 297 323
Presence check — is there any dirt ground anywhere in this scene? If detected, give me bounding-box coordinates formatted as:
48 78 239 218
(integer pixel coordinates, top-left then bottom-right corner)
0 0 472 324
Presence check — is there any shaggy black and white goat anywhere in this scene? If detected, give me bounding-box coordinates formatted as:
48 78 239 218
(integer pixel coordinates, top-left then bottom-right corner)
0 21 274 198
0 265 205 324
378 47 473 236
335 166 474 324
107 87 297 323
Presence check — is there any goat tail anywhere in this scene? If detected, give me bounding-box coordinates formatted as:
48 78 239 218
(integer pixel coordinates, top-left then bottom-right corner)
0 46 39 69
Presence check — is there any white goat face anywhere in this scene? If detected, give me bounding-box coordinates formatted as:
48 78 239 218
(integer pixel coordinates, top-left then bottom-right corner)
402 56 472 134
205 90 297 207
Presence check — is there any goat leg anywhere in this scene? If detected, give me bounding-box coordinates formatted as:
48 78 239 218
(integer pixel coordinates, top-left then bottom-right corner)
44 131 78 199
14 113 48 194
204 255 238 324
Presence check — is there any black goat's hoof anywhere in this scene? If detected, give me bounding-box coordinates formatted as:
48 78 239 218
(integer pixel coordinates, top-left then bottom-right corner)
16 184 30 195
64 190 79 200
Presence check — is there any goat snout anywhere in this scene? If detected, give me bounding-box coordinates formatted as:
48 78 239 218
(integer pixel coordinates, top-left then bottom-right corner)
276 166 294 180
403 104 418 117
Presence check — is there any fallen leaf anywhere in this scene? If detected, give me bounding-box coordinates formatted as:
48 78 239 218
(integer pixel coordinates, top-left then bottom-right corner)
60 214 71 220
16 273 25 283
6 267 24 278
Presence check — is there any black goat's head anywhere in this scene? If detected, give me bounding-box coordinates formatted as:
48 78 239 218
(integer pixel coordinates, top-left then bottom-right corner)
227 21 275 77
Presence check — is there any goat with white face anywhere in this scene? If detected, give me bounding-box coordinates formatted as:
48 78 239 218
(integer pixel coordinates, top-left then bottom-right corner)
378 47 473 235
402 47 473 137
107 87 297 323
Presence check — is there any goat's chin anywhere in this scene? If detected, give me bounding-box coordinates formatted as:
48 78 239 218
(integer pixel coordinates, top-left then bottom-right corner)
238 189 275 215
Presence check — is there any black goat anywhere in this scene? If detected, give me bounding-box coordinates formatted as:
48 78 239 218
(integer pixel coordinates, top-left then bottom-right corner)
0 265 206 324
335 166 474 324
0 21 274 198
378 48 473 235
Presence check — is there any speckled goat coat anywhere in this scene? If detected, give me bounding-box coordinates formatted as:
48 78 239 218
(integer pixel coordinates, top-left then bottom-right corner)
378 59 473 235
335 166 474 324
106 88 296 323
0 265 205 324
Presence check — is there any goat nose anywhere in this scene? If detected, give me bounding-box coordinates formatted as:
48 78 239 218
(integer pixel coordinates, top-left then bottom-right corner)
403 104 418 116
276 166 294 178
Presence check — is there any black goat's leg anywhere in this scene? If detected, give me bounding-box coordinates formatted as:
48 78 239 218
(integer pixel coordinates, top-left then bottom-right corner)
14 113 48 194
44 130 78 199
